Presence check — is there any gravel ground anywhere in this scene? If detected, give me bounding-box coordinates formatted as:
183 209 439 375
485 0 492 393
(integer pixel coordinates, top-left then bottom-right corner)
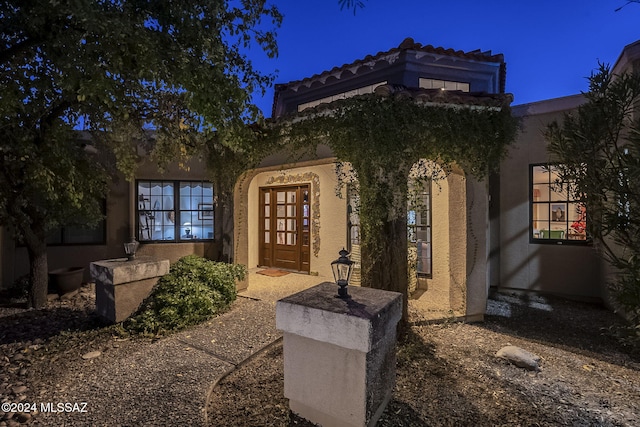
0 284 281 427
2 284 639 426
208 294 640 427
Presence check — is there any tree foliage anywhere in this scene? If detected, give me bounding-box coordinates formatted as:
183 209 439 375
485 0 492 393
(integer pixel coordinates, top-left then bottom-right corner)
0 0 281 307
338 0 367 13
546 64 640 339
273 94 517 321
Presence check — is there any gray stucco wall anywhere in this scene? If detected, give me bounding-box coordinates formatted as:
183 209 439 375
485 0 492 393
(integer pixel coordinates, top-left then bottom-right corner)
496 95 606 302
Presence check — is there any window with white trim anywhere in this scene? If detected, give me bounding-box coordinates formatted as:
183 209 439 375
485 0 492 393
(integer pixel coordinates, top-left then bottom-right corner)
137 180 214 242
531 164 588 243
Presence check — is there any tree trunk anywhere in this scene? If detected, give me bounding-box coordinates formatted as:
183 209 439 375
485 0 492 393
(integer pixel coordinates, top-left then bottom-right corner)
25 234 48 309
222 195 234 263
354 160 412 326
361 215 409 325
214 182 235 263
219 190 235 263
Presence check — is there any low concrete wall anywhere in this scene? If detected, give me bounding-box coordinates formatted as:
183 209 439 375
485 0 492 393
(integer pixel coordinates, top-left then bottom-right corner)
90 256 170 323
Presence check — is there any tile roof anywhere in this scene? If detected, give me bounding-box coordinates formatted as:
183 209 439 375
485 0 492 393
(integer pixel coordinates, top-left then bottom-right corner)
275 37 505 92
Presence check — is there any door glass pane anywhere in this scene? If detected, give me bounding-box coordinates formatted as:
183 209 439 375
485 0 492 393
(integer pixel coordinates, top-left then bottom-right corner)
264 192 270 204
287 233 296 245
277 232 285 244
277 205 285 217
264 219 270 230
303 190 309 203
287 219 296 231
277 191 285 203
277 219 285 231
264 232 270 243
288 191 296 203
288 205 296 217
264 206 270 217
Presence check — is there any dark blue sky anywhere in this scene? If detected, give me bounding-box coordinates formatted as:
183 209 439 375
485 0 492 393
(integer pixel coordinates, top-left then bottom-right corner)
250 0 640 117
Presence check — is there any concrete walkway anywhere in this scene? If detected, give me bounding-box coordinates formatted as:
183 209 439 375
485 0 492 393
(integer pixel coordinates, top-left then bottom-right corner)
34 269 325 426
239 267 332 302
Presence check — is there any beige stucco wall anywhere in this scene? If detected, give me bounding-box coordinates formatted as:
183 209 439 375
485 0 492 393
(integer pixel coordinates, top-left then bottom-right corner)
236 159 347 282
498 96 605 302
465 178 489 320
418 175 452 306
410 167 489 321
2 156 215 288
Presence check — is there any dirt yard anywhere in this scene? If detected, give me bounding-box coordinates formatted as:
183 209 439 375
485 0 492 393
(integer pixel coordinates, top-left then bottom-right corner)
1 286 639 426
208 294 640 426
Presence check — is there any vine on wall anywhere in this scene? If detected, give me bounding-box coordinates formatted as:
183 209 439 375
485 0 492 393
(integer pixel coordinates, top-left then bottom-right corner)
269 93 518 321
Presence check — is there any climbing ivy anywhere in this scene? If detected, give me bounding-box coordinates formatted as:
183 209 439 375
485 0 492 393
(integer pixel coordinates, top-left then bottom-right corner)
272 94 518 322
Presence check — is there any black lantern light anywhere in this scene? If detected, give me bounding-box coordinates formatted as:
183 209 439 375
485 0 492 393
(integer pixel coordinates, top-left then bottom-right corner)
123 237 139 261
331 248 354 298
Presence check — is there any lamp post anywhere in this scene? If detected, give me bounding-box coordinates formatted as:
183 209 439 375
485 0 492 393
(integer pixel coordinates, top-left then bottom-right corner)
123 237 139 261
331 248 354 299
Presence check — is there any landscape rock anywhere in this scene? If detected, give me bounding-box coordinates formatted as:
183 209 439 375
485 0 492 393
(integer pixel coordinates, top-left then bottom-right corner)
82 351 102 360
15 412 30 423
495 345 541 371
11 385 27 394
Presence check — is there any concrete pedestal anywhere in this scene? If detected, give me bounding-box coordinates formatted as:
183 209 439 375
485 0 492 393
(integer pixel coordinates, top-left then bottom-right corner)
90 257 170 323
276 282 402 427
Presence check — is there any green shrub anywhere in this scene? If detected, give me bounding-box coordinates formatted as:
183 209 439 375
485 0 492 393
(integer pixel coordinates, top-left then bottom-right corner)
124 255 246 336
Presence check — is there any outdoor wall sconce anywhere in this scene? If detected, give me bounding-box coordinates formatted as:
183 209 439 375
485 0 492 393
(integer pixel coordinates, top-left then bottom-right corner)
331 248 354 299
123 237 139 261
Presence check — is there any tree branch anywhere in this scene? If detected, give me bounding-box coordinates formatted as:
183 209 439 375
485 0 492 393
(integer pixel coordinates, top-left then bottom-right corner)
615 0 640 12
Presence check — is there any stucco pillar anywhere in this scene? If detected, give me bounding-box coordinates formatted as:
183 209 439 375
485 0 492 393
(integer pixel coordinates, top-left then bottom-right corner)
276 282 402 427
465 178 489 321
447 172 467 316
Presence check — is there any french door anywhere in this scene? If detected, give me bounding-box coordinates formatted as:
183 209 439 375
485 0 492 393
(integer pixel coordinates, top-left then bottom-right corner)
259 185 310 272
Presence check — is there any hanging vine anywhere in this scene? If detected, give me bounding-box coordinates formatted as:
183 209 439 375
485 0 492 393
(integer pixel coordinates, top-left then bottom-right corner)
269 92 518 322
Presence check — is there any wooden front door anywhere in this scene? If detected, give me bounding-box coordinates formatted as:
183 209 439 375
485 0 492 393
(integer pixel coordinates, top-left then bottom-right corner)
259 185 310 272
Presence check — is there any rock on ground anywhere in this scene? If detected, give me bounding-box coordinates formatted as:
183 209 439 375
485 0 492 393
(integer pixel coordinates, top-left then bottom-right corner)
495 345 542 371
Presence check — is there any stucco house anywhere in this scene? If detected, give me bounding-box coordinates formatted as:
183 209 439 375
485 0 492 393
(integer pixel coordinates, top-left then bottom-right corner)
234 37 510 321
2 38 639 320
494 39 640 306
0 154 219 290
